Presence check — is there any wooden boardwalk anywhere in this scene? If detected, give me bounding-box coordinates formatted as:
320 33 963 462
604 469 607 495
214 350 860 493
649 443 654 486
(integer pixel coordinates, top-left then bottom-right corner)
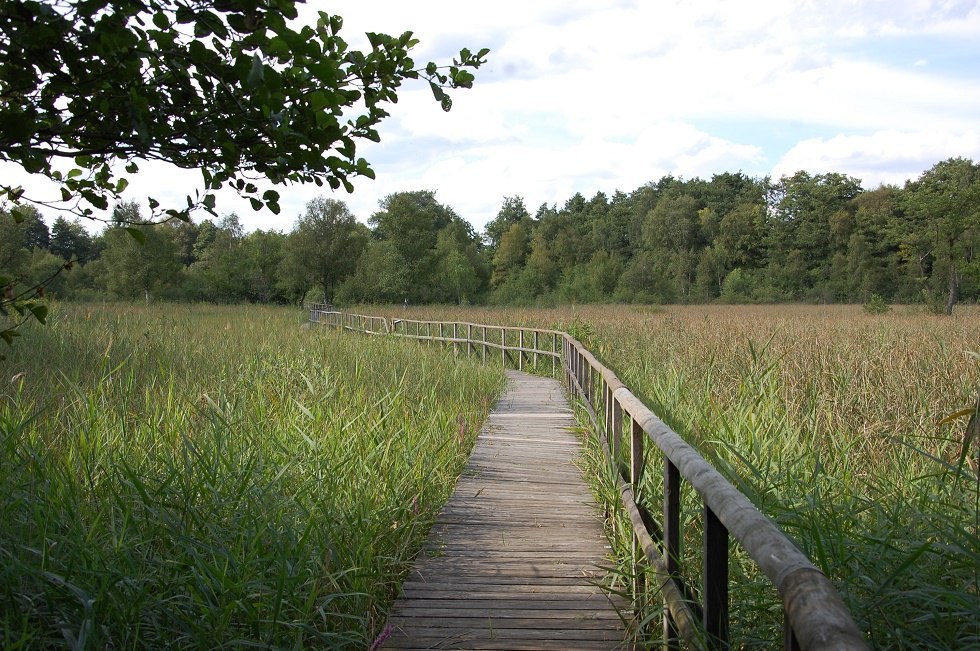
383 370 627 650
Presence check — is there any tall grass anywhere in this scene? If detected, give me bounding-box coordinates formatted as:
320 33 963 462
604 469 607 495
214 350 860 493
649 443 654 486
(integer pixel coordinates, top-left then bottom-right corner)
0 303 503 649
385 303 979 649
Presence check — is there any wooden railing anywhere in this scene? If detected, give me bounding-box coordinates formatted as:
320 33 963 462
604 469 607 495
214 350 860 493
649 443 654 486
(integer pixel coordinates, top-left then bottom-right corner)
308 305 868 651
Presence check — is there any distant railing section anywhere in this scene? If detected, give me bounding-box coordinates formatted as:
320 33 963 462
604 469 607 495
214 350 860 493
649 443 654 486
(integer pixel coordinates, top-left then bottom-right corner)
308 305 868 651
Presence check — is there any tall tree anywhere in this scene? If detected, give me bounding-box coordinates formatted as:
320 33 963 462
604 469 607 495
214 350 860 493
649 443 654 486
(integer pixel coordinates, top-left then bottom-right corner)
484 196 530 251
241 229 287 303
50 216 95 262
903 158 980 313
100 203 182 301
281 197 367 303
432 220 486 304
369 190 459 301
766 172 862 298
491 219 532 289
186 214 250 301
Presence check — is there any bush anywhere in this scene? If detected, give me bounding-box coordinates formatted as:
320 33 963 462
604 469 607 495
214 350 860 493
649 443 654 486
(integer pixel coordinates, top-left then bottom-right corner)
863 293 891 315
719 268 754 303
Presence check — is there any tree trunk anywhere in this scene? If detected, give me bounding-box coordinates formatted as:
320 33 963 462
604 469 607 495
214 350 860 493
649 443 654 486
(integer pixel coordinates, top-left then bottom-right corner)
945 264 959 315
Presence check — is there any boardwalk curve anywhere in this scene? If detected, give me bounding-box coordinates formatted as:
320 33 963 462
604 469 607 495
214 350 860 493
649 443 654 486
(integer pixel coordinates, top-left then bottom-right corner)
383 370 627 650
312 306 868 650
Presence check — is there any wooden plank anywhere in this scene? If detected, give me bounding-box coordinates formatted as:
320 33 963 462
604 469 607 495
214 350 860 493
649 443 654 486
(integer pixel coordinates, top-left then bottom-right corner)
384 626 624 644
382 370 626 650
399 584 612 597
385 641 615 651
390 598 621 612
389 615 622 628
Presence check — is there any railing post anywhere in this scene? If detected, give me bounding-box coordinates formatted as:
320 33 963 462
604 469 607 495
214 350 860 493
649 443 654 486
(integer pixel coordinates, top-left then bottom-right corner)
563 338 569 387
482 326 487 363
519 329 524 371
665 459 681 650
533 330 539 370
704 505 730 650
571 346 578 395
568 342 574 391
588 365 595 407
467 323 473 357
603 383 611 444
613 401 623 480
572 343 578 396
553 334 557 377
631 417 646 616
453 323 458 356
500 327 506 367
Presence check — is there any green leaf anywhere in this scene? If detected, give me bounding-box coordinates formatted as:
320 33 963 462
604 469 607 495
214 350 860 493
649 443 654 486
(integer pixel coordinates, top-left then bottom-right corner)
428 82 445 103
226 12 247 33
81 190 109 210
152 12 168 29
29 304 48 324
125 227 146 244
309 91 329 111
262 189 280 202
247 53 265 87
148 197 159 210
249 197 263 211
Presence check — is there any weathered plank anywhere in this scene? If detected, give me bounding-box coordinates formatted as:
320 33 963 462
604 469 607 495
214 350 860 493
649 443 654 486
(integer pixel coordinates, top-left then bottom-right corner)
382 370 627 650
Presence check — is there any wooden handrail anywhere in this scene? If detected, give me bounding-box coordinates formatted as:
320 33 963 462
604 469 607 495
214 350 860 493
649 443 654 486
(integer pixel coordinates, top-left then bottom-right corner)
309 307 869 651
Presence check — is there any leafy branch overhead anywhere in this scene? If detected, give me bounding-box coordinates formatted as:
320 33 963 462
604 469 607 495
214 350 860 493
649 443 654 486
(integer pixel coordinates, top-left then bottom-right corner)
0 0 489 222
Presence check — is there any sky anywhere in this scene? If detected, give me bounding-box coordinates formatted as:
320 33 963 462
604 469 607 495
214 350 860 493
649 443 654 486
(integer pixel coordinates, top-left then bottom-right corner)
6 0 980 234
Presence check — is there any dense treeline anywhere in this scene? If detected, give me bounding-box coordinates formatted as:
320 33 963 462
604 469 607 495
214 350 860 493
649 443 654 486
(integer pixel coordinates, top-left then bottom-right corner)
3 158 978 311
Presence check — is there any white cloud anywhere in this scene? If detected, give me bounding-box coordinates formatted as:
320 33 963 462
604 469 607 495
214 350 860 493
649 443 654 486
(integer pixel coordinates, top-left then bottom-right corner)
773 129 980 186
5 0 979 236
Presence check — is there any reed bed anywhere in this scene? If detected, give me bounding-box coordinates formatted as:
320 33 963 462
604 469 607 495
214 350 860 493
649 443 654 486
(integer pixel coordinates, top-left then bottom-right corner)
0 303 503 649
385 303 979 650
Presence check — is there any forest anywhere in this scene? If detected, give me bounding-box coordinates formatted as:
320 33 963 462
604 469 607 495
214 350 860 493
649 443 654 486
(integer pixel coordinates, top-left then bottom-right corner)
3 157 978 311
